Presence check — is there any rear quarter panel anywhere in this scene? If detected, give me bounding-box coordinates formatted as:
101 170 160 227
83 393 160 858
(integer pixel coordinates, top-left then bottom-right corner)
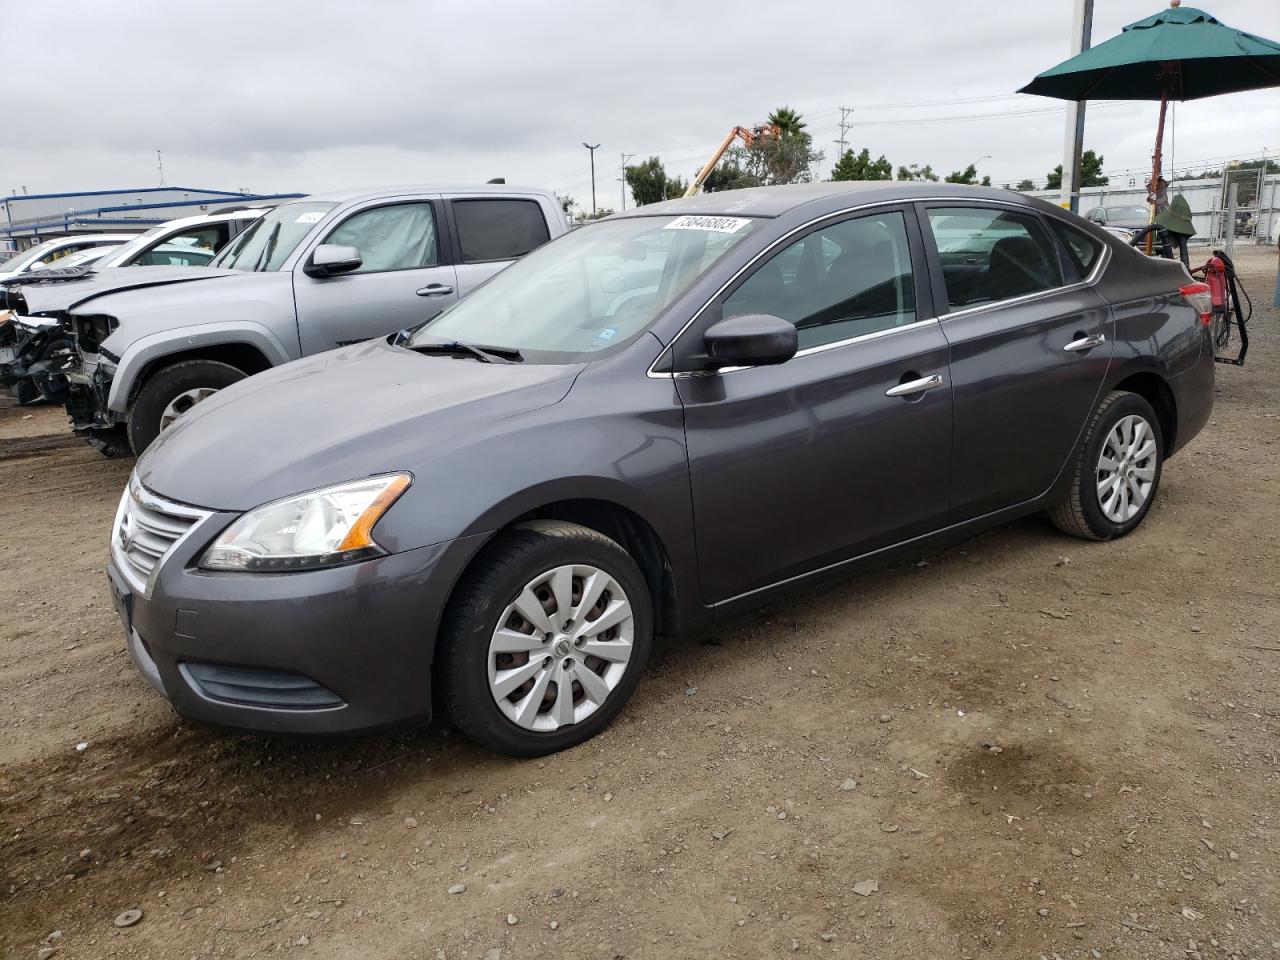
1094 241 1213 454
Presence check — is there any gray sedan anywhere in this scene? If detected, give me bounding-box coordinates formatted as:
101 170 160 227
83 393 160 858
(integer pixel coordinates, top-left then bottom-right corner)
110 182 1214 756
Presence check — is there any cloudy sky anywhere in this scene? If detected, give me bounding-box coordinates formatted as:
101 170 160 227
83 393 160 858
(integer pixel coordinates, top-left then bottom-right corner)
3 0 1277 209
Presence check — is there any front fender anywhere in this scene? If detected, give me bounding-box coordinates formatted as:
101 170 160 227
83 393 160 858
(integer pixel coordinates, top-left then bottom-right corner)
105 321 296 412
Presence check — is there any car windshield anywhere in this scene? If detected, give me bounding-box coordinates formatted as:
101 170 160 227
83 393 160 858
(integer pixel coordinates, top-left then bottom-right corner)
413 214 760 362
1106 207 1148 221
212 201 334 272
2 239 72 274
97 225 171 267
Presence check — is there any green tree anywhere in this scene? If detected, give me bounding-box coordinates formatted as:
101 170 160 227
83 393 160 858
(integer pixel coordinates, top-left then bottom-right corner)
767 106 807 137
555 193 575 216
831 148 892 181
1015 178 1036 191
706 109 823 191
945 163 979 185
897 163 939 182
1046 149 1108 189
624 156 687 206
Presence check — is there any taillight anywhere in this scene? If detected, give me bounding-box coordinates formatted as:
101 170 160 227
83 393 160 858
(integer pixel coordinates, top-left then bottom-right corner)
1179 282 1212 326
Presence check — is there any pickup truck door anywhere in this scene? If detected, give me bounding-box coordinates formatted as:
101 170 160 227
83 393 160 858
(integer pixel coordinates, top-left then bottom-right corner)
442 194 555 298
292 197 460 354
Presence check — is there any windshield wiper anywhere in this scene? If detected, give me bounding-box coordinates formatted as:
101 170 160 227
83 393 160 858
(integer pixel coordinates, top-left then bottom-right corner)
411 339 521 364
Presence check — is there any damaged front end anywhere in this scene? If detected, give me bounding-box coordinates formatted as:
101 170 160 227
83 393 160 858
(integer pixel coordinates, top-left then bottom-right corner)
64 313 131 457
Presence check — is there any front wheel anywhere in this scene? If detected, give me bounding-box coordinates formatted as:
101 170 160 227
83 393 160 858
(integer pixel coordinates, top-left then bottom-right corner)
126 359 246 455
436 521 653 756
1049 390 1163 541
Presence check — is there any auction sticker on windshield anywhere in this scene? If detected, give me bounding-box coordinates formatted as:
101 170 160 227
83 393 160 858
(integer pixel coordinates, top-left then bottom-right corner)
663 215 752 234
295 211 325 224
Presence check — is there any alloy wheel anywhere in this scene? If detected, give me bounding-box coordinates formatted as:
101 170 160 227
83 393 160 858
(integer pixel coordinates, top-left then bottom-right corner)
159 387 220 430
1096 413 1158 523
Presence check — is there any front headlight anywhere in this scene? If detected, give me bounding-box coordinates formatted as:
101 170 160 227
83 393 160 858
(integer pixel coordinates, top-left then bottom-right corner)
200 473 411 572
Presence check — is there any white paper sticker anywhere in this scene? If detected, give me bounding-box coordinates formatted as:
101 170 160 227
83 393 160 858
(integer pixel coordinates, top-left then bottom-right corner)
662 214 751 234
295 211 324 224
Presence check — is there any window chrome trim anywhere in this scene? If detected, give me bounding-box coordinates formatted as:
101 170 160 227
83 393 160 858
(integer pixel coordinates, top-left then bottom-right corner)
664 317 943 379
646 195 1105 380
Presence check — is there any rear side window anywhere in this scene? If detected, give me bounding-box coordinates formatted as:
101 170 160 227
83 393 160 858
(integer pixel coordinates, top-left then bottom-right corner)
1050 220 1104 279
452 199 550 263
927 207 1062 310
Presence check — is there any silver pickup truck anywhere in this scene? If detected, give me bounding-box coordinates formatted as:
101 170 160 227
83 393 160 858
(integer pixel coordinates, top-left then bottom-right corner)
12 184 567 455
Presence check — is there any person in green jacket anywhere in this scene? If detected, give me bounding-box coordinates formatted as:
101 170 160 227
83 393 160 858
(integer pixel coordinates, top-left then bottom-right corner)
1131 193 1196 267
1155 194 1196 267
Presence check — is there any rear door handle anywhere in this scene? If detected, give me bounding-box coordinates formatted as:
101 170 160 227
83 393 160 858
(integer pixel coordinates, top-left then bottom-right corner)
1064 333 1105 352
885 373 944 398
416 283 454 297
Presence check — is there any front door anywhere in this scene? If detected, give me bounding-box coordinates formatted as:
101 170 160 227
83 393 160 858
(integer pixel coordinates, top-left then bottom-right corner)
293 199 459 354
921 204 1113 521
676 207 953 604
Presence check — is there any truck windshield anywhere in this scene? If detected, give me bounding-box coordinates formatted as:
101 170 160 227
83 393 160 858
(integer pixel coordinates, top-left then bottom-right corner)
212 201 335 272
414 214 759 362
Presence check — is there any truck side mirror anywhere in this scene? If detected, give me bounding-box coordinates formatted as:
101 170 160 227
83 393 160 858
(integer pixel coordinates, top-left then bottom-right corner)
305 244 362 278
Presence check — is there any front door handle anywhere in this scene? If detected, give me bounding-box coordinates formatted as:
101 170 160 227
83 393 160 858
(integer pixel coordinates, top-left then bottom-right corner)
885 373 944 398
1064 333 1106 353
416 283 455 297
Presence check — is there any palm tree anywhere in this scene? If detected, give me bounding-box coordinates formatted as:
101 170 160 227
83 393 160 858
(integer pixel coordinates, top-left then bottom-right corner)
767 106 807 138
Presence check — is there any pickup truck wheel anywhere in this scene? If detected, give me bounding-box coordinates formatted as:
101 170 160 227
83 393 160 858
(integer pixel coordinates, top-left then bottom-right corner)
1050 390 1163 541
127 359 246 455
436 521 653 757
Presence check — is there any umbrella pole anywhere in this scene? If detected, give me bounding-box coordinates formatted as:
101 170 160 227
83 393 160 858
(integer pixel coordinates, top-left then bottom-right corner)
1146 88 1170 255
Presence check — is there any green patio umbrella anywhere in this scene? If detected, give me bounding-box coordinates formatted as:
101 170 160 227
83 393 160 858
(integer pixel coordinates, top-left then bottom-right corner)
1019 1 1280 205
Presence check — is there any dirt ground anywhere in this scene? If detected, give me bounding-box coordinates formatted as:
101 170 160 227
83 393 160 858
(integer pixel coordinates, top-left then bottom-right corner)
2 248 1277 960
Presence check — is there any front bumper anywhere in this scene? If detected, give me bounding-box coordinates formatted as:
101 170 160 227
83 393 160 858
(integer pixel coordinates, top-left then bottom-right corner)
108 509 487 735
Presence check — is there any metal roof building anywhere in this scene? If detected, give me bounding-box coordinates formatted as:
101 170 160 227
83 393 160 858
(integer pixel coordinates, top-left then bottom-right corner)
1 186 306 250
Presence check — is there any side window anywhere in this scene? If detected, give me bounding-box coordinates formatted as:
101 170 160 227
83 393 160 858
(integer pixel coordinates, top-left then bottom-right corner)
1050 220 1104 279
324 202 438 274
927 207 1062 309
722 211 917 350
130 226 227 266
452 199 550 263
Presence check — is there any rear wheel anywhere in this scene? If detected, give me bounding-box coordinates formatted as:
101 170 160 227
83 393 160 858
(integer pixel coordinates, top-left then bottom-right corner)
436 521 653 756
126 359 246 455
1050 390 1163 541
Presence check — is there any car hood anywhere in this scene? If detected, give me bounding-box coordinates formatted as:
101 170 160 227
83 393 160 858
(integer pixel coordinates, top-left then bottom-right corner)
14 265 239 314
137 338 582 511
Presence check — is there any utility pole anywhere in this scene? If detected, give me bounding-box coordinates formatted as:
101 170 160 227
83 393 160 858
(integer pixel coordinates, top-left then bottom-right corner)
1059 0 1094 212
583 142 601 217
156 149 167 187
834 106 854 159
619 153 635 210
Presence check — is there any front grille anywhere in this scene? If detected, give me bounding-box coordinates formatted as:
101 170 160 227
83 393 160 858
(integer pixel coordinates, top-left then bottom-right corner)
112 479 211 592
179 662 345 710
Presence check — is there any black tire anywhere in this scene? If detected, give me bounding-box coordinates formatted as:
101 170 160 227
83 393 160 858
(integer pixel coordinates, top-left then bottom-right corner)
436 520 653 757
1050 390 1164 541
126 359 246 455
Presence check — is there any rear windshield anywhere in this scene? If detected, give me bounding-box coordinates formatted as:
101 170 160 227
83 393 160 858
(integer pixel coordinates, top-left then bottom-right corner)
212 201 335 272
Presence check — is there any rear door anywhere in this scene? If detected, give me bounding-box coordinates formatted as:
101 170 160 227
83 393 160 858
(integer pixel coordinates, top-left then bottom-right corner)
676 206 953 603
444 195 553 297
292 197 459 354
921 203 1113 521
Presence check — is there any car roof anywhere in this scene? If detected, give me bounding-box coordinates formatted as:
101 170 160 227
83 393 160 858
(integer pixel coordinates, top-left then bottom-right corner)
611 181 1061 220
301 183 557 204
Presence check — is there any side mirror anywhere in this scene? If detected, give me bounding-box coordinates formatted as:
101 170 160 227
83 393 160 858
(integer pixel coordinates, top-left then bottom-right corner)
702 313 797 368
305 244 362 278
